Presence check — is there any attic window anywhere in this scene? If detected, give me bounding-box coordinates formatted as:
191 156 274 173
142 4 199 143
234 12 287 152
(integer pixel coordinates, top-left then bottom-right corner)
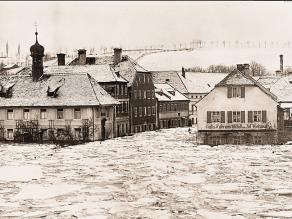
165 79 170 82
168 90 175 96
47 78 65 97
0 82 15 98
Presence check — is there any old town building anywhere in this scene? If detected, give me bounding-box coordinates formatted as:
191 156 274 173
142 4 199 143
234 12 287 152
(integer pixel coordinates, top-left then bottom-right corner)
155 83 189 129
0 32 119 142
196 64 281 145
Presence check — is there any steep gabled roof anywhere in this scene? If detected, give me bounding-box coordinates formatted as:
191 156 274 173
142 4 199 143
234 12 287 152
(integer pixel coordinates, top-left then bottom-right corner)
151 71 188 94
116 56 149 87
216 69 277 101
0 73 119 107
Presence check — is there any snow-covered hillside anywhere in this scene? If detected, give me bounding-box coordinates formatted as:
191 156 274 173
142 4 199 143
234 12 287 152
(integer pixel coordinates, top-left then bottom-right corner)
0 128 291 218
137 48 292 73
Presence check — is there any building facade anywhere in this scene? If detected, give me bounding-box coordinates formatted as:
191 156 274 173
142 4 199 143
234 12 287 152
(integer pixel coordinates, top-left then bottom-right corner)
197 65 281 145
155 83 189 129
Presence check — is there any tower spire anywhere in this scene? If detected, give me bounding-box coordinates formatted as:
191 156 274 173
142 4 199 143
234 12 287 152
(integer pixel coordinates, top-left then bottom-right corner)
34 22 38 43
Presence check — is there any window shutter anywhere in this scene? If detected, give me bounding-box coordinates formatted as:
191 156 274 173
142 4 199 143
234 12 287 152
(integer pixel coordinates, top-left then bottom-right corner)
207 111 211 123
262 110 267 122
241 87 245 98
220 111 225 123
248 111 252 123
227 111 232 123
241 111 245 123
227 87 232 98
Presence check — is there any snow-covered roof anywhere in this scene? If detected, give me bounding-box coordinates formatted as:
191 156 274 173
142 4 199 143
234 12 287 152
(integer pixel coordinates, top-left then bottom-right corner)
151 71 188 94
116 56 149 87
154 83 189 102
44 65 128 83
256 76 292 103
179 72 228 94
216 69 277 101
0 74 119 107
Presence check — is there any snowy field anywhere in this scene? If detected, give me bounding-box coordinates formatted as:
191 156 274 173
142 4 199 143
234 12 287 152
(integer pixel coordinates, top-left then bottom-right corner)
0 128 292 218
137 48 292 73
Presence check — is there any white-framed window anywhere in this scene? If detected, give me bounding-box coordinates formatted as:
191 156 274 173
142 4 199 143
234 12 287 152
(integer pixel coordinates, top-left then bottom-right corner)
211 111 221 123
7 109 13 120
134 107 137 117
23 109 30 120
57 108 64 119
152 106 156 115
74 108 81 119
40 109 47 119
147 90 150 99
148 106 151 116
144 107 147 116
232 111 241 123
7 129 13 140
139 107 142 117
253 111 262 122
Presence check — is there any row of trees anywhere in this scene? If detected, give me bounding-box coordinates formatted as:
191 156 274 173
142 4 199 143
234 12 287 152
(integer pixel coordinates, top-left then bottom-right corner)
185 61 267 76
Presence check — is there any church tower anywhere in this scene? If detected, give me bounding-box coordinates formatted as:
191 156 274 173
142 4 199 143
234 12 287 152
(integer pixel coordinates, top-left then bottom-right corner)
30 31 44 81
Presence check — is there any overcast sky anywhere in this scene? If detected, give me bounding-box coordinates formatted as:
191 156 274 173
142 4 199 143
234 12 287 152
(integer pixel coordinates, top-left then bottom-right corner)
1 1 292 56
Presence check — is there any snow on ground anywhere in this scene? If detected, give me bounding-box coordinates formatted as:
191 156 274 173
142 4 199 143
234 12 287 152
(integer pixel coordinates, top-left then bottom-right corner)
137 48 292 73
0 128 292 218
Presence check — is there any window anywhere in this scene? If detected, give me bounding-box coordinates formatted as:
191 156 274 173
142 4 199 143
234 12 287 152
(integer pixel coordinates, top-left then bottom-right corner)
7 129 13 140
151 90 155 99
163 104 166 112
152 106 156 115
121 85 123 96
125 102 128 113
211 111 221 123
7 109 13 120
232 111 241 123
228 86 245 98
57 108 64 119
253 135 262 144
167 104 170 111
144 107 147 116
210 135 221 146
159 104 163 112
144 90 147 99
117 85 119 95
134 90 137 99
40 109 47 119
75 128 81 139
148 107 151 116
253 111 262 122
147 90 150 99
233 136 241 145
139 107 142 117
138 90 141 99
74 108 81 119
23 109 30 120
134 107 137 117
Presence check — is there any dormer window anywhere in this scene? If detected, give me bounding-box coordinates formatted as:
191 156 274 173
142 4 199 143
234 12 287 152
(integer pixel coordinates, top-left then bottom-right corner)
227 86 245 98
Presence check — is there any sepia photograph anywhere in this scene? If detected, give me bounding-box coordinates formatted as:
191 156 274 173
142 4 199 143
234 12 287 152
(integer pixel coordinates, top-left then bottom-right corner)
0 1 292 218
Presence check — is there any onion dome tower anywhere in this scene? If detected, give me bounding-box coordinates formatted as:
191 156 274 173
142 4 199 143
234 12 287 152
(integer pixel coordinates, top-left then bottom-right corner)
30 31 44 81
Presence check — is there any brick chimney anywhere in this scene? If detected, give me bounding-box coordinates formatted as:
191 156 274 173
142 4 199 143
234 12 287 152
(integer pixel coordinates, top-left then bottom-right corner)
182 66 186 78
113 48 122 65
78 49 86 65
280 54 283 73
243 63 250 76
236 64 244 72
57 53 65 66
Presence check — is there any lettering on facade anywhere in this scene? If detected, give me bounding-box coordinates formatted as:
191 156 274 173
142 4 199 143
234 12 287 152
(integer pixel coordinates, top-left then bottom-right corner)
206 122 273 130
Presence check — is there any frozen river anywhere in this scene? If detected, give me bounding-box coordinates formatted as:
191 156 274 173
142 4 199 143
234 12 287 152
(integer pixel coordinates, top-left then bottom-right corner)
0 127 292 218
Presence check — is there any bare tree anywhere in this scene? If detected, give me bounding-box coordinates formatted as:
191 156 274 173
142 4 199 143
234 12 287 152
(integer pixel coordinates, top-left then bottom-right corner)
249 61 267 76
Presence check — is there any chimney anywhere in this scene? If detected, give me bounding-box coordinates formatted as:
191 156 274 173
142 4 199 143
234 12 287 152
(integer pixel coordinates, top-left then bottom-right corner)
113 48 122 65
276 70 282 77
78 49 86 65
280 54 283 73
236 64 244 72
182 66 186 78
57 53 65 66
243 63 250 76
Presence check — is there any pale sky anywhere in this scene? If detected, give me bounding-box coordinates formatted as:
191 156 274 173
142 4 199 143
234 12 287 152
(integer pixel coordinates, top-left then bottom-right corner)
1 1 292 56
